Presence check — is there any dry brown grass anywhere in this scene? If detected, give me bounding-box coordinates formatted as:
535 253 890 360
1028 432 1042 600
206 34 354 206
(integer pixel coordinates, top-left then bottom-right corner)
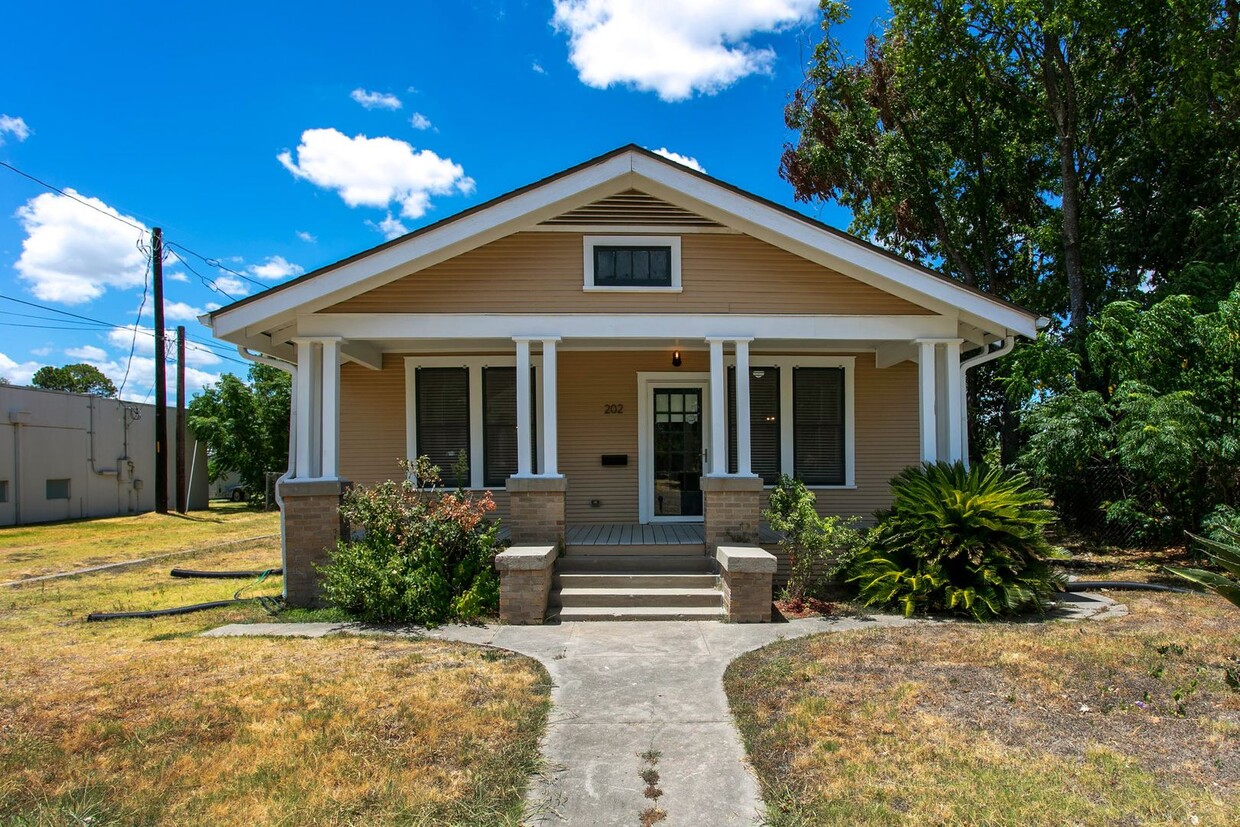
0 534 550 826
726 591 1239 826
0 502 280 582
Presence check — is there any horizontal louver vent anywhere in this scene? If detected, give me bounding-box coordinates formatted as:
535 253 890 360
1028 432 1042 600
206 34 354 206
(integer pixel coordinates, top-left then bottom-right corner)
542 189 722 226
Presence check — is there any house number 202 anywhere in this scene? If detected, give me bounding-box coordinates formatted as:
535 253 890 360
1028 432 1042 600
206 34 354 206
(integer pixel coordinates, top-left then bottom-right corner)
603 404 624 414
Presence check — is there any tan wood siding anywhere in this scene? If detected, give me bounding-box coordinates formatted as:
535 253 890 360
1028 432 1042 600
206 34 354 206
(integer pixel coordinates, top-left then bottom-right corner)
326 232 933 316
337 350 916 528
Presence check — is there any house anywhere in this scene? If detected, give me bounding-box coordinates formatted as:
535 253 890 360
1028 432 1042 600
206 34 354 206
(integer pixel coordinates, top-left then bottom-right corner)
204 145 1041 621
0 384 208 525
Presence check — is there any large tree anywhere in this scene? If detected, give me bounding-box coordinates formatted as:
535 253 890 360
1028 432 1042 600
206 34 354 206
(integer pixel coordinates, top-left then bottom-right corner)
188 364 291 499
31 363 118 397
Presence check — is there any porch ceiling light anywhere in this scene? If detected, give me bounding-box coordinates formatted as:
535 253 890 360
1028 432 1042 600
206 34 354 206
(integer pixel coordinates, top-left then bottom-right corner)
672 350 682 368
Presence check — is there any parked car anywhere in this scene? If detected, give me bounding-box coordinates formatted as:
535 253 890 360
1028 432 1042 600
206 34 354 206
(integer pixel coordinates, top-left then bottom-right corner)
222 483 247 502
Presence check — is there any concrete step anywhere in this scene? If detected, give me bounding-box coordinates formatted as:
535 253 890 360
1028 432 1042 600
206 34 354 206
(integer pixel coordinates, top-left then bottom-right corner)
556 555 714 574
556 573 718 589
550 605 725 622
564 543 705 557
556 586 722 609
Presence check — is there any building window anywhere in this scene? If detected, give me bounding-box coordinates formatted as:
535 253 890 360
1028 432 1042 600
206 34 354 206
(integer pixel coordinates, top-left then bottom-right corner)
481 367 537 486
46 478 71 500
0 480 8 503
727 366 781 484
793 367 846 486
414 367 470 485
584 235 681 291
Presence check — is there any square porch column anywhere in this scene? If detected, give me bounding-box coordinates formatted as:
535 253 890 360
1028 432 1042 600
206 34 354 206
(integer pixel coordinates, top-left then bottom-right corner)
734 337 755 477
917 340 938 464
941 339 963 463
703 336 763 554
506 336 565 546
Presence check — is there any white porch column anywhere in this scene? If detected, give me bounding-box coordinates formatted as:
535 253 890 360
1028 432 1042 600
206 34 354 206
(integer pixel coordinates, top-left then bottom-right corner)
942 339 963 463
320 338 341 479
540 337 560 476
293 339 318 479
734 337 755 477
514 337 533 477
917 340 938 465
708 338 727 475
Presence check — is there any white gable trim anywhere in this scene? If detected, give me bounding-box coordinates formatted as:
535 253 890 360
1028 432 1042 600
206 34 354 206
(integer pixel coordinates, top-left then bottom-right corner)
210 149 1039 343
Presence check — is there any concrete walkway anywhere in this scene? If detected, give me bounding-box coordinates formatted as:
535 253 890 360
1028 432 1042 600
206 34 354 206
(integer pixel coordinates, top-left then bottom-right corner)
204 591 1123 826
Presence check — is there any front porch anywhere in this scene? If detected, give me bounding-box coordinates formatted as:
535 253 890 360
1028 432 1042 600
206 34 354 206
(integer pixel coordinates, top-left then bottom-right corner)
565 523 783 547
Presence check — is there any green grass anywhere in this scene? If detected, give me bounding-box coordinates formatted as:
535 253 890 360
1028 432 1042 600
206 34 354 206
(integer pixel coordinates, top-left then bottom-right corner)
0 521 551 826
725 591 1239 826
0 502 281 582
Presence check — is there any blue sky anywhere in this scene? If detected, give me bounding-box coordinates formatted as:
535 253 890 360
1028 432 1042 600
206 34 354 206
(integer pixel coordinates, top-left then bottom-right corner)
0 0 889 401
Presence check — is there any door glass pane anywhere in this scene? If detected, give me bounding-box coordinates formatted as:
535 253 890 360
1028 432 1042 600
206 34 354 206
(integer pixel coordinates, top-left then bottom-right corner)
653 388 703 517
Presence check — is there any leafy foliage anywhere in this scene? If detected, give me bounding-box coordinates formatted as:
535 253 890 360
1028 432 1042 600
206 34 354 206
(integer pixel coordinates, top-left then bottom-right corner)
1020 289 1240 541
762 475 862 600
1167 530 1240 609
187 365 290 498
848 462 1066 620
31 363 117 397
319 458 500 625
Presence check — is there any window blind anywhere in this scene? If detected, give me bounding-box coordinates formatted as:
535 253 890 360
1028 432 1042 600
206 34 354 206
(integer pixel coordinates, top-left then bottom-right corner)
727 365 781 484
415 367 470 485
793 367 845 485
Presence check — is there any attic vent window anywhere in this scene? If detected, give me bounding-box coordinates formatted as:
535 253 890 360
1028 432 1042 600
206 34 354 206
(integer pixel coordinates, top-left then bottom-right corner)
584 236 682 292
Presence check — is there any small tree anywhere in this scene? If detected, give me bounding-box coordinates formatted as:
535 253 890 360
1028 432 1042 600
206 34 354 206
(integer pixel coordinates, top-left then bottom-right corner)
31 363 117 397
188 365 290 497
763 475 862 600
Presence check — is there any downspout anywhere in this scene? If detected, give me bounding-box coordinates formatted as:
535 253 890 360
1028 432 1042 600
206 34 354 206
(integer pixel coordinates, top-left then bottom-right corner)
236 345 297 598
958 334 1016 466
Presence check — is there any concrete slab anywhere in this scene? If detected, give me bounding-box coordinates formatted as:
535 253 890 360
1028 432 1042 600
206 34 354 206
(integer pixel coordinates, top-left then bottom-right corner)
202 590 1127 826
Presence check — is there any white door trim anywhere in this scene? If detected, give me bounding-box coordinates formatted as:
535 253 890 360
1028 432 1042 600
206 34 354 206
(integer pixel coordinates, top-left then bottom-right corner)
637 372 711 524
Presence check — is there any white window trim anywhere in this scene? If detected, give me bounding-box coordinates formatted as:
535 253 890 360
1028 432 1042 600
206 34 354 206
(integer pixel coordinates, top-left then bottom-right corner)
583 235 683 292
637 371 712 524
404 355 541 490
723 355 856 489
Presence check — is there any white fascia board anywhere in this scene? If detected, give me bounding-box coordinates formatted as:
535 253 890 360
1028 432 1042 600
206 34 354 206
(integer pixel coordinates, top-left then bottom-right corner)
211 156 639 340
628 156 1039 338
296 313 958 341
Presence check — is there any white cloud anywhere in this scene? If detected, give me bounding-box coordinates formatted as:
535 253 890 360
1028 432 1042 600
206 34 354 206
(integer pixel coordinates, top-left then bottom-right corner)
350 88 402 110
14 190 149 304
532 60 547 75
205 302 221 311
166 271 190 283
31 346 53 357
0 114 31 145
552 0 816 101
212 275 252 298
278 128 474 219
367 213 408 240
0 351 43 384
164 301 205 321
107 325 220 368
247 255 304 281
65 344 109 362
651 147 706 173
410 112 433 130
296 230 317 243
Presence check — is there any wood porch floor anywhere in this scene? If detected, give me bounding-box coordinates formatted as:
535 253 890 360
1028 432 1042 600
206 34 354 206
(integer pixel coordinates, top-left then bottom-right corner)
564 523 783 545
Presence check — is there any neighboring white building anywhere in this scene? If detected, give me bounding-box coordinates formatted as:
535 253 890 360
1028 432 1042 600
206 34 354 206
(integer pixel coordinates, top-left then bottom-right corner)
0 385 209 526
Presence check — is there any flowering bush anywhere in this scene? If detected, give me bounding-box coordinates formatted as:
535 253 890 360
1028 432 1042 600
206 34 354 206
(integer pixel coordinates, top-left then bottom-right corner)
763 474 863 600
319 457 500 625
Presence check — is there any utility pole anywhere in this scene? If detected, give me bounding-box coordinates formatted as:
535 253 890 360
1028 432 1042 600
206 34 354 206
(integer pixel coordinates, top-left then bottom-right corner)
176 325 187 514
153 227 168 514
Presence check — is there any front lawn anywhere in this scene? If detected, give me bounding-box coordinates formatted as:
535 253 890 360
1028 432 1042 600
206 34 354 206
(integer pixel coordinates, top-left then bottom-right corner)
0 536 550 826
0 503 281 582
726 590 1239 826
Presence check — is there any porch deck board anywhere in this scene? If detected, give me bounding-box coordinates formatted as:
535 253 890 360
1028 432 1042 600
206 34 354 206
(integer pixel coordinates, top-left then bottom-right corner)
563 522 785 547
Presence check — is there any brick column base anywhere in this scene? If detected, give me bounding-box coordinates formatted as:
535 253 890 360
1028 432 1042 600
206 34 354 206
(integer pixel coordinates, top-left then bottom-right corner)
496 545 557 624
278 478 349 608
505 476 567 545
701 475 765 553
717 545 777 623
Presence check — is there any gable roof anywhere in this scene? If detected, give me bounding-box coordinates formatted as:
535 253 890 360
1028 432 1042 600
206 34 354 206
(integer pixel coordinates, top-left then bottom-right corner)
207 144 1042 347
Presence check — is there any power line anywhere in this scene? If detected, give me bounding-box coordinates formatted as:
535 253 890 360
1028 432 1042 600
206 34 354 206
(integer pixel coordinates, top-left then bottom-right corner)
164 241 268 291
118 242 152 396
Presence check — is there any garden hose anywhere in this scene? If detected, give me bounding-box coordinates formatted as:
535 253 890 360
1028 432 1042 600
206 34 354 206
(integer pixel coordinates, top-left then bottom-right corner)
170 567 284 579
86 569 284 622
1065 580 1192 594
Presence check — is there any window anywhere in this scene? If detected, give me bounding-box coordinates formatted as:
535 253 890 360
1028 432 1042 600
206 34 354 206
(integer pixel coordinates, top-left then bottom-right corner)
727 366 781 484
0 480 7 503
46 478 71 500
415 367 470 484
793 368 846 486
584 235 682 291
481 367 537 486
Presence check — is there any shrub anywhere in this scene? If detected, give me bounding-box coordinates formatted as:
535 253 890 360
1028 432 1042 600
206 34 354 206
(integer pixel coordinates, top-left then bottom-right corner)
763 474 863 600
319 457 500 625
848 462 1066 621
1167 530 1240 609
